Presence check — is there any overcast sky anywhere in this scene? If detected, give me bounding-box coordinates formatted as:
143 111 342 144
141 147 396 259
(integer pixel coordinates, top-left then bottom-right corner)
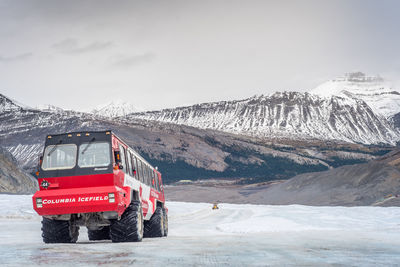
1 0 400 111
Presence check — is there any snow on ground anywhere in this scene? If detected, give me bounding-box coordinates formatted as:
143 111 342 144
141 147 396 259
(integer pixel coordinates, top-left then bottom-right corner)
1 194 400 266
0 194 38 219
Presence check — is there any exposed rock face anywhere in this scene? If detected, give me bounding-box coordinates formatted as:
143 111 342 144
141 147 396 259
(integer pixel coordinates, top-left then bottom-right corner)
0 146 38 194
127 91 400 145
391 112 400 131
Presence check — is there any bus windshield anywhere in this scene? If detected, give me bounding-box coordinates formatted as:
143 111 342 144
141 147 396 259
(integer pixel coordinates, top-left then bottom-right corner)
42 144 77 170
78 142 111 168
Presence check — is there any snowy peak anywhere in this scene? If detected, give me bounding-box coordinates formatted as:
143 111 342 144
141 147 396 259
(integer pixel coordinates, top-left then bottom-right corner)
90 99 141 118
0 93 27 113
341 72 384 83
35 104 64 113
310 72 400 117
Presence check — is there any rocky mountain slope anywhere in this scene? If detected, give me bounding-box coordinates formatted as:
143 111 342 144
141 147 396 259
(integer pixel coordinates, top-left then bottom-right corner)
0 93 389 184
0 146 38 194
252 149 400 206
126 91 400 145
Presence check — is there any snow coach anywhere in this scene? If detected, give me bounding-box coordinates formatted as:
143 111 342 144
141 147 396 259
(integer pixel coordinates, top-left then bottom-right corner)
32 130 168 243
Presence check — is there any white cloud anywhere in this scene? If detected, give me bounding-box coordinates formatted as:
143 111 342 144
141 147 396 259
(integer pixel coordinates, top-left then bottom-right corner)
52 38 112 54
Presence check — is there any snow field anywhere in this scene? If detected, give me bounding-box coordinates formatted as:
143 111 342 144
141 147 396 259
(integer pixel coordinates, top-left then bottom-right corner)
1 194 400 266
1 195 400 235
167 201 400 235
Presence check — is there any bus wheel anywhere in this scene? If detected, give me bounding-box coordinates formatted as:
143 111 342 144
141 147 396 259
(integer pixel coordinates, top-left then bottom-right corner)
88 226 110 241
110 201 143 242
41 217 79 243
163 208 168 237
144 207 164 238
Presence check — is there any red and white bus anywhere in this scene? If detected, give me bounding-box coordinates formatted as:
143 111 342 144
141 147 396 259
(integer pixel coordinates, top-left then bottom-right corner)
32 130 168 243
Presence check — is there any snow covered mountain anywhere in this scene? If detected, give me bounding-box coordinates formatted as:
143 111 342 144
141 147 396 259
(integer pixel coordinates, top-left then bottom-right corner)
310 72 400 118
126 91 400 145
35 104 64 113
1 93 386 184
0 93 26 112
90 99 141 118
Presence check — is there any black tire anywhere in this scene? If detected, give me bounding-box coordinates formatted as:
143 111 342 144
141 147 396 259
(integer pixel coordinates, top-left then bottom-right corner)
110 201 143 242
163 208 168 237
88 226 110 241
41 217 79 243
144 206 164 238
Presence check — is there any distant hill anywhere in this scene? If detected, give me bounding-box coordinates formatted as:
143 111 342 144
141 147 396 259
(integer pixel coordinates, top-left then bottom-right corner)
0 146 38 194
166 149 400 206
255 149 400 206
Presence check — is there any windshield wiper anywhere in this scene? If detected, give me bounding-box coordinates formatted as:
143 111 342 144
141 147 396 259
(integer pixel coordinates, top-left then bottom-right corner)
47 140 63 156
81 137 96 154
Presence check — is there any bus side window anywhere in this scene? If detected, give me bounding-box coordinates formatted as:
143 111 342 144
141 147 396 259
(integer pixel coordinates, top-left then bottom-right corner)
148 167 153 187
126 151 133 176
146 166 151 186
132 156 138 180
118 145 127 173
154 171 160 191
150 169 154 189
144 165 149 186
136 160 141 182
158 173 163 191
149 167 153 187
146 165 152 187
138 160 144 184
135 158 140 181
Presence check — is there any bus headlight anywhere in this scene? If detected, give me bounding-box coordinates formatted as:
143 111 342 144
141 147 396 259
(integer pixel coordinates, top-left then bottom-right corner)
108 193 115 203
36 198 43 208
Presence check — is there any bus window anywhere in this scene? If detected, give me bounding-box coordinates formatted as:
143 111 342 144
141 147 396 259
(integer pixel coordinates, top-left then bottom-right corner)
154 171 160 191
118 144 127 173
42 144 77 170
145 165 150 186
138 160 144 184
135 158 140 181
143 164 150 185
148 167 153 188
148 167 152 187
126 151 133 176
132 156 138 180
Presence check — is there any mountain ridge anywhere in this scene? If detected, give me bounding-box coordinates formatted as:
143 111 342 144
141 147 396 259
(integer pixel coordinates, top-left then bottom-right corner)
1 93 390 184
125 91 400 145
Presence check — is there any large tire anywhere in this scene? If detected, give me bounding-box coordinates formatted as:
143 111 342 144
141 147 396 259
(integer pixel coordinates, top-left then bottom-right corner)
144 206 164 238
88 226 110 241
163 208 168 237
41 217 79 243
110 201 143 243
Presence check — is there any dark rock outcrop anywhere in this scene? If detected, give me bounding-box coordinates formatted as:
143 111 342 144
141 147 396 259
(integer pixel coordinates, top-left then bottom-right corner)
0 146 38 194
